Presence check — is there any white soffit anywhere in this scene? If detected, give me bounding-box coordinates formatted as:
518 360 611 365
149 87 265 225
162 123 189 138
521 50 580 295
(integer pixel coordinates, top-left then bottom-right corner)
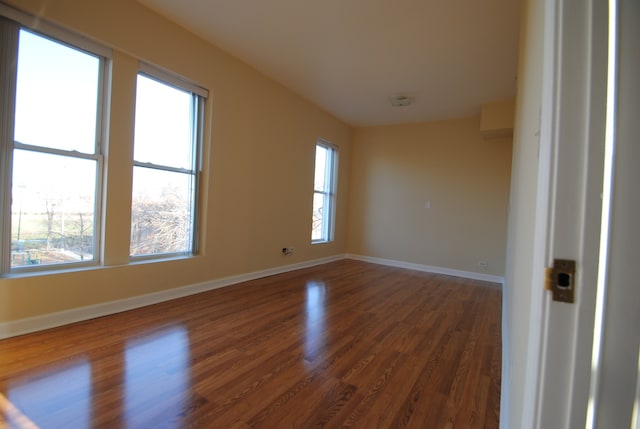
137 0 521 127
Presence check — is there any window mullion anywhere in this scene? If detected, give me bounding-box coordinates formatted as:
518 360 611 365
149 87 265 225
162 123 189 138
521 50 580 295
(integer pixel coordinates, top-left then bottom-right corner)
133 161 194 175
14 142 102 161
0 17 20 273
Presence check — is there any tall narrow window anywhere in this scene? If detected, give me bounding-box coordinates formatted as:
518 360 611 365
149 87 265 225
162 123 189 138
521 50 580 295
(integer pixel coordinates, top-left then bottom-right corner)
130 67 206 258
312 141 337 243
0 20 107 272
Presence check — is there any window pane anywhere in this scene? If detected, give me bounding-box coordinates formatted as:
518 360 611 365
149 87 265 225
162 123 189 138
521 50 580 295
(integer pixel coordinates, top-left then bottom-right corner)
11 150 97 268
134 75 193 169
130 167 194 256
312 192 325 241
14 30 100 153
314 145 328 192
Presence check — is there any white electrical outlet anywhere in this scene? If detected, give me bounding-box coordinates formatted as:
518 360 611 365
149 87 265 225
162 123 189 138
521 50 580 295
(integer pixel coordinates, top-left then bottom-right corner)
479 261 489 271
282 247 294 256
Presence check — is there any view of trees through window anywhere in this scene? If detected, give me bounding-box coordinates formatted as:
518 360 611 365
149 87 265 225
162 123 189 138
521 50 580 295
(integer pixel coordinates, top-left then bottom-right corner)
11 151 97 267
130 166 194 256
10 28 102 269
130 73 200 257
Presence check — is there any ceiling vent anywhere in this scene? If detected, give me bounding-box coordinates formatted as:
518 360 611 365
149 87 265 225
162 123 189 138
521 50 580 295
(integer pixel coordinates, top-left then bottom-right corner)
389 95 415 107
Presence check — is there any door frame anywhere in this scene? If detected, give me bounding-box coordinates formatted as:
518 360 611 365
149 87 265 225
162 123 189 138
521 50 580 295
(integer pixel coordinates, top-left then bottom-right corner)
518 0 610 427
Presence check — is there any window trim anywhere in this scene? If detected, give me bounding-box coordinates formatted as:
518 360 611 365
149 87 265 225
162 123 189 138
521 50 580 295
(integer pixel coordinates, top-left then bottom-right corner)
312 140 338 244
138 62 208 99
0 16 19 273
0 14 110 274
129 65 205 260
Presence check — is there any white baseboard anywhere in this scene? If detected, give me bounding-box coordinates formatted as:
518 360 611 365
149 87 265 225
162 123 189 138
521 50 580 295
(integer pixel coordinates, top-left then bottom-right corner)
345 254 505 284
0 253 502 340
0 254 346 340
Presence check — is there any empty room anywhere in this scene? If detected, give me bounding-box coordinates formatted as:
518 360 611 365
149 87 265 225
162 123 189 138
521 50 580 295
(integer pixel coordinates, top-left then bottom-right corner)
1 0 637 428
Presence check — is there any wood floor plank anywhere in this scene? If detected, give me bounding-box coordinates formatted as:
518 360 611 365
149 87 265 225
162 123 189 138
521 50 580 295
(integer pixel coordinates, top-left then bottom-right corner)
0 259 501 428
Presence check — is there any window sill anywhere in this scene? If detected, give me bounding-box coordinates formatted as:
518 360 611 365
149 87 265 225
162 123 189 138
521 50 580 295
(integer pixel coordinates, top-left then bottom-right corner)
1 254 197 278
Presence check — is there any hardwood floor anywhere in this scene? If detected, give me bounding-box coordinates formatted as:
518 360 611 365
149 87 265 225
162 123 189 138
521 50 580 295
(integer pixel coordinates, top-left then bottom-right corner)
0 260 502 428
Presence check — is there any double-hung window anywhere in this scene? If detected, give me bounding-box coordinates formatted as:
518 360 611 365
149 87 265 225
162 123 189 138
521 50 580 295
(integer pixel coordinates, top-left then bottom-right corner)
311 141 338 243
130 66 206 258
0 16 108 273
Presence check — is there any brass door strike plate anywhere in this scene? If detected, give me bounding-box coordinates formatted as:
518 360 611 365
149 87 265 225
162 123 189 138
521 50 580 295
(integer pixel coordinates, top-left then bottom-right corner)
550 259 576 303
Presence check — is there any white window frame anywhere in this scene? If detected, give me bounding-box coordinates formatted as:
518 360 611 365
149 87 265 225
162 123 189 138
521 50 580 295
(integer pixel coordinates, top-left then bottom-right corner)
0 8 110 274
312 140 338 243
129 64 207 260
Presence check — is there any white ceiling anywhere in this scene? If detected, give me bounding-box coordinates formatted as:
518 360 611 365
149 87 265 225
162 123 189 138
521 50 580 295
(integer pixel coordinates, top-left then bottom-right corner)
138 0 521 127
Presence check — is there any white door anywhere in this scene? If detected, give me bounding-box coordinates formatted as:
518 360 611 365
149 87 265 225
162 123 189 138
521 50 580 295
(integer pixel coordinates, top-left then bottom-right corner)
534 0 608 425
530 0 640 427
590 0 640 426
502 0 638 427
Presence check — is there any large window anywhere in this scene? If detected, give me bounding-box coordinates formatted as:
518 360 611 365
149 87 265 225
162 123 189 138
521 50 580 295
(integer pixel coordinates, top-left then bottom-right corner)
130 68 206 258
0 6 209 274
311 141 337 243
0 19 108 272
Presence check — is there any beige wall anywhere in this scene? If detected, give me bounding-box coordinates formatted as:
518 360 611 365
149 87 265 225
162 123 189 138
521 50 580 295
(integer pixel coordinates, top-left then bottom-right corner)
0 0 515 328
347 117 512 277
0 0 352 322
480 99 516 138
